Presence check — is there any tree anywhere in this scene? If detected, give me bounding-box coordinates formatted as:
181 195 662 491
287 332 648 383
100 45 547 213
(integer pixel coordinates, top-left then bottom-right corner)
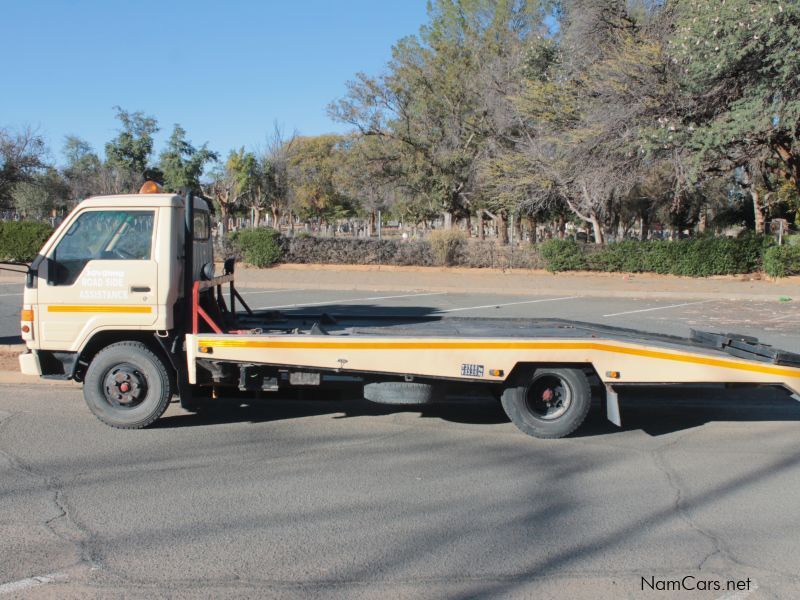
11 168 69 220
336 134 397 236
478 34 561 243
104 107 159 192
669 0 800 231
331 0 546 234
287 135 354 228
208 157 242 235
506 1 675 243
0 126 47 208
158 124 218 194
222 148 260 227
260 124 296 229
62 136 102 204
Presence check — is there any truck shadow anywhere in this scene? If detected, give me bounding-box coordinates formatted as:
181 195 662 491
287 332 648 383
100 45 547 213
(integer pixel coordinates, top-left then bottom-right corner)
155 385 800 438
576 384 800 437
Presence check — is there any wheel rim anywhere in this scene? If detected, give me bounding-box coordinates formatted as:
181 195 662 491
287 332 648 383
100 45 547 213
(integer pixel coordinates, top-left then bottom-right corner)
102 364 148 409
525 374 572 420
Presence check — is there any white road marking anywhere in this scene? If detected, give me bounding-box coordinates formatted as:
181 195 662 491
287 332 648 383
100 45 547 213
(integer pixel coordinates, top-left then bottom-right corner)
437 296 579 313
764 312 798 323
238 288 304 295
603 300 713 318
0 293 22 297
0 572 67 595
257 292 446 310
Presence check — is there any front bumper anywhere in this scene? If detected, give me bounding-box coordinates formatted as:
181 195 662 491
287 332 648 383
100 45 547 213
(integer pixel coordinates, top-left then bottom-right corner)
19 351 42 376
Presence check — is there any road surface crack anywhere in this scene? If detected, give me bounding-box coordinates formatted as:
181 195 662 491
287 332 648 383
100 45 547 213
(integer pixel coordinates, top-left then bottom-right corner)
651 433 798 597
0 411 102 575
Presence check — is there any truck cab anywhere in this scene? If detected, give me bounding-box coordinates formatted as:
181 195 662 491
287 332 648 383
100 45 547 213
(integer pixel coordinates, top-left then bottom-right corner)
19 184 213 380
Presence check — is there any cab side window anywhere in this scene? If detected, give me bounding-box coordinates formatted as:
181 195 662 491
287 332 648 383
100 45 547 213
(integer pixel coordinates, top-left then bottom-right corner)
194 210 210 240
51 210 155 285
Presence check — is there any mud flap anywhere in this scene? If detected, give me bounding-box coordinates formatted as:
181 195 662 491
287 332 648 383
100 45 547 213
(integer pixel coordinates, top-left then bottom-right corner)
605 384 621 427
154 333 194 410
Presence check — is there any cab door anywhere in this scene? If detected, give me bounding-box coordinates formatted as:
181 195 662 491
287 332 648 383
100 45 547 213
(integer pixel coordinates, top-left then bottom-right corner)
37 209 158 350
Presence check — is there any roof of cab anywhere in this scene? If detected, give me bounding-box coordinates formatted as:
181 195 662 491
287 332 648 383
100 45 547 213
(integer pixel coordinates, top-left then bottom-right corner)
76 193 209 209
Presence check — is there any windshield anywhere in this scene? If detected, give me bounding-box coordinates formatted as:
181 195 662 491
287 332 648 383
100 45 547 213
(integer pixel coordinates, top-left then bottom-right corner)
50 210 155 285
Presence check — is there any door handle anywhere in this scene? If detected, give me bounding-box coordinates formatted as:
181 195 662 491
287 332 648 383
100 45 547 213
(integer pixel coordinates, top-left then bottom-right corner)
130 286 151 293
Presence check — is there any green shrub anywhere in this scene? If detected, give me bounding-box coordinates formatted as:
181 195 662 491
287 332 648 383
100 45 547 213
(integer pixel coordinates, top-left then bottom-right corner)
539 239 588 272
232 227 284 267
677 234 767 276
0 220 53 262
429 230 467 266
763 244 800 277
588 241 647 272
586 235 768 276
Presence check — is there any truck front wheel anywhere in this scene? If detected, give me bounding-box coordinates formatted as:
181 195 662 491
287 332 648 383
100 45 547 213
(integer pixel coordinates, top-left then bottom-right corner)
500 367 591 439
83 341 172 429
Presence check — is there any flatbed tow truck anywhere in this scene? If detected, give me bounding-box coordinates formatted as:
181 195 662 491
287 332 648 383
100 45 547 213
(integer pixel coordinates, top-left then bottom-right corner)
18 184 800 438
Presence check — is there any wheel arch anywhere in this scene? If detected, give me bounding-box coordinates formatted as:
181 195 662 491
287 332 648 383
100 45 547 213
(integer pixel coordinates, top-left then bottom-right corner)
505 361 601 386
75 330 174 382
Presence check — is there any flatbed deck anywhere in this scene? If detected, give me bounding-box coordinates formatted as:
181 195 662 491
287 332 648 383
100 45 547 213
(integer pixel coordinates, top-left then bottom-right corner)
188 311 800 400
238 312 800 366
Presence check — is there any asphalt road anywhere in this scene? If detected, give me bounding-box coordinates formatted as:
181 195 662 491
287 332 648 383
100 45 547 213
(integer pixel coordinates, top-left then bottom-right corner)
2 384 799 598
2 282 800 597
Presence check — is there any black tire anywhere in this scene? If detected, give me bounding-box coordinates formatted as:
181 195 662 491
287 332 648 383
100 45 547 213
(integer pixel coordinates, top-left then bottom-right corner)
500 367 591 439
363 381 437 405
83 341 172 429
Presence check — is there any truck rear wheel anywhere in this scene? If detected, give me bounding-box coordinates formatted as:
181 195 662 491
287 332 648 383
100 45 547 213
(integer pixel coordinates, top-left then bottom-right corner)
500 367 591 439
83 341 172 429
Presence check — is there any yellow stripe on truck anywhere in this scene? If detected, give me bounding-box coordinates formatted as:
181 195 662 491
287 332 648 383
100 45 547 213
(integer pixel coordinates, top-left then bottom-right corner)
47 305 152 314
196 338 800 379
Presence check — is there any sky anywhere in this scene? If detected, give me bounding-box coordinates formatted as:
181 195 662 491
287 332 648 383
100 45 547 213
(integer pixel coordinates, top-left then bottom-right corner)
1 0 430 165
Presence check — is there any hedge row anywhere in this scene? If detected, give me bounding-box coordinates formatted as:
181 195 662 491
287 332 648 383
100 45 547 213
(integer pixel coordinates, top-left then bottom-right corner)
0 221 53 262
540 235 769 276
225 229 799 277
223 229 548 270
